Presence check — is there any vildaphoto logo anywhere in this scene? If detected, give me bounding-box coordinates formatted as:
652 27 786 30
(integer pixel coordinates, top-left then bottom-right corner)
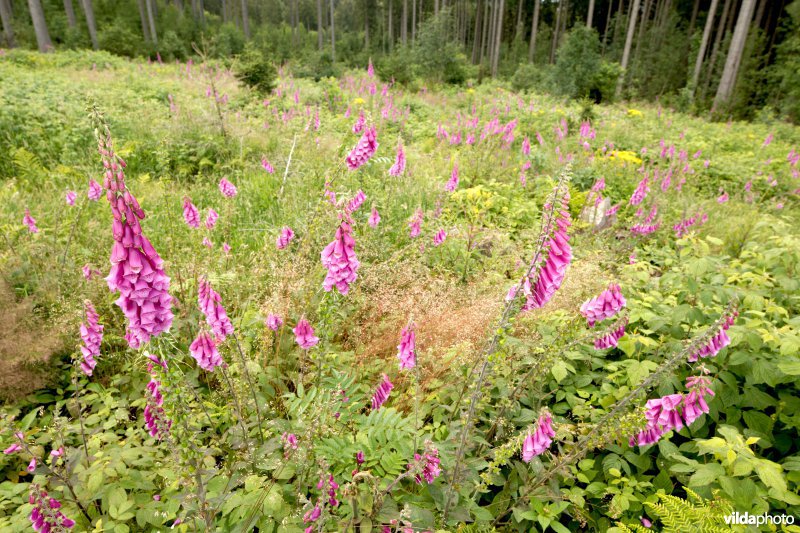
724 512 795 525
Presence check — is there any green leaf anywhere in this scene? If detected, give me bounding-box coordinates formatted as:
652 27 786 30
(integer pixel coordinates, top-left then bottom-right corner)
550 521 572 533
688 463 725 486
755 462 786 492
551 361 568 383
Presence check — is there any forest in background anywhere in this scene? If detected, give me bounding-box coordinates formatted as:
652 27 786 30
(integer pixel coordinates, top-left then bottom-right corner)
1 0 799 123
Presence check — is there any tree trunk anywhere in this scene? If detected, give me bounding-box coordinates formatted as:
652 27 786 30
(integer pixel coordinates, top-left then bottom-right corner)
63 0 76 28
402 0 407 44
174 0 183 9
365 0 370 49
412 0 416 42
550 0 563 64
241 0 249 38
634 0 651 66
138 0 151 41
27 0 52 52
481 0 491 65
472 0 483 62
528 0 540 61
81 0 98 49
221 0 228 22
0 0 15 47
612 0 627 52
317 0 324 49
687 0 700 37
713 0 756 108
753 0 766 29
388 0 393 51
587 0 595 27
514 0 523 40
485 0 495 66
491 0 504 75
615 0 641 97
601 0 614 52
144 0 157 44
330 0 336 61
701 0 732 97
691 0 719 94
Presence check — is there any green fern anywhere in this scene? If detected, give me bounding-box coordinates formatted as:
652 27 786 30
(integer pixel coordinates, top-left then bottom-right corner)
617 487 733 532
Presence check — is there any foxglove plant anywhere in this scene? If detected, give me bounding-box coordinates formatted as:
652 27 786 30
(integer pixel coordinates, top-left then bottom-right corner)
687 311 735 362
28 485 75 531
371 374 393 410
93 113 173 349
87 179 103 201
266 314 283 331
183 197 200 229
198 277 234 340
593 318 627 349
346 126 378 170
144 376 172 440
368 207 381 228
65 191 77 206
79 300 103 376
629 177 650 206
521 412 556 462
408 209 423 238
397 322 416 370
408 445 442 484
205 208 218 230
388 143 406 176
23 209 39 233
276 226 295 249
433 229 447 246
321 220 360 295
189 329 223 371
346 190 366 213
580 284 626 326
294 318 319 350
219 177 237 198
261 156 275 174
445 163 459 192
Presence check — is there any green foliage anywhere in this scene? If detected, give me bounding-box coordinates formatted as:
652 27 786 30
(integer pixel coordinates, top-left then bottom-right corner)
233 43 278 95
413 8 473 85
511 63 550 93
617 487 733 532
376 49 416 86
552 27 602 100
97 20 142 58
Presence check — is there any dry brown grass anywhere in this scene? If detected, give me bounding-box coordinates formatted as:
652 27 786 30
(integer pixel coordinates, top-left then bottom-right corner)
0 281 65 402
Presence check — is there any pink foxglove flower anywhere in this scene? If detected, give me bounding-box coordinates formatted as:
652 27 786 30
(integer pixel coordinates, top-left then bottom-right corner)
408 209 423 238
317 473 340 507
27 458 36 472
630 222 660 236
198 277 234 340
88 179 103 201
282 432 298 452
321 221 360 295
433 229 447 246
276 226 295 249
97 130 172 349
606 203 621 217
266 314 283 331
523 191 571 310
388 143 406 176
347 190 367 213
205 208 218 230
183 197 200 228
223 242 231 254
630 393 684 447
409 444 442 484
23 209 39 233
762 133 773 147
202 237 213 248
81 263 100 280
367 59 375 77
522 412 556 462
65 191 77 206
294 318 319 349
688 312 736 362
3 433 23 455
261 156 275 174
629 177 650 206
346 126 378 170
79 300 104 376
397 323 416 369
371 374 393 410
28 485 75 531
219 178 237 198
580 284 626 326
717 190 729 203
445 163 459 192
352 111 366 134
594 319 627 349
368 207 381 228
682 375 714 426
144 377 172 440
190 329 223 371
522 136 531 156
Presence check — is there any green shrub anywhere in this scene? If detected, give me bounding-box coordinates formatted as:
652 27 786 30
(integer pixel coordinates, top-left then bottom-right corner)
376 49 416 86
552 26 601 99
511 62 549 92
98 21 143 58
233 43 278 94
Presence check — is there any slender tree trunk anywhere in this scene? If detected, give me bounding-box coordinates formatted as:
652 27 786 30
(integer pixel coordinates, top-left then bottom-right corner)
330 0 336 61
491 0 504 75
587 0 595 27
402 0 407 44
615 0 641 97
634 0 651 63
0 0 15 47
528 0 540 61
601 0 614 52
481 0 491 65
388 0 393 50
174 0 183 9
145 0 158 44
472 0 483 62
365 0 370 49
81 0 98 49
753 0 766 29
612 0 627 53
412 0 416 42
317 0 324 48
691 0 719 94
714 0 756 109
241 0 249 38
138 0 151 41
687 0 700 37
514 0 523 40
435 0 439 17
550 0 563 64
701 0 732 97
485 0 495 66
221 0 228 22
27 0 52 52
63 0 76 28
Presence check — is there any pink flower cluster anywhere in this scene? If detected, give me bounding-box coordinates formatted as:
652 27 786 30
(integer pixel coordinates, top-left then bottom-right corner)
23 209 38 233
673 213 708 237
594 318 628 349
523 190 572 310
688 312 736 362
409 445 442 484
369 207 381 228
219 178 237 197
371 374 393 410
397 323 416 369
445 163 459 192
190 330 223 371
317 473 340 507
630 222 660 236
65 191 77 206
346 190 367 213
276 226 295 249
144 376 172 440
266 313 283 331
98 133 173 349
580 284 626 326
3 432 23 455
352 111 365 134
321 221 360 295
28 485 75 531
294 318 319 349
79 300 103 376
198 277 233 340
522 412 556 462
408 209 423 238
183 197 200 228
629 177 650 206
346 126 378 170
261 156 274 174
433 229 447 246
88 179 103 201
205 208 218 230
630 376 714 447
389 143 406 176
